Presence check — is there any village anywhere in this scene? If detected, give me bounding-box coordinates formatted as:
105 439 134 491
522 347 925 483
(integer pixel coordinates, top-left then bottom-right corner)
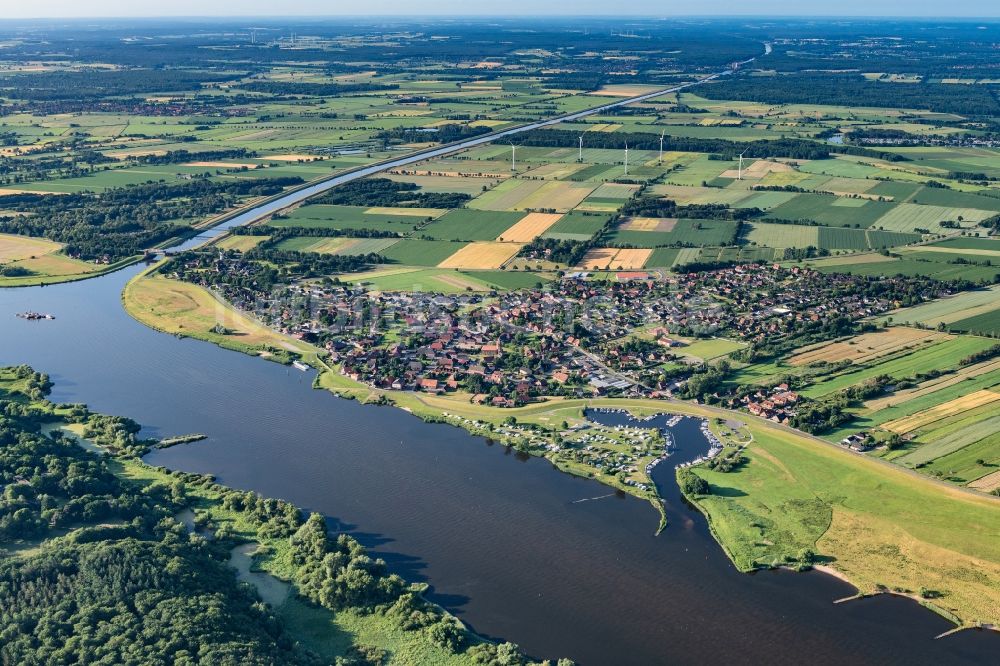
169 254 939 422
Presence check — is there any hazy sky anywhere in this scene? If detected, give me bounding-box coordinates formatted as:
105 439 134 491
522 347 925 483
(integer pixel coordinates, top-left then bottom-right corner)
3 1 998 18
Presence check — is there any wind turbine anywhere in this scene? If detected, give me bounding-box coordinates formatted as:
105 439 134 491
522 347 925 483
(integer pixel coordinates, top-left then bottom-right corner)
578 125 592 162
624 141 629 177
658 130 665 163
508 140 518 173
738 147 749 181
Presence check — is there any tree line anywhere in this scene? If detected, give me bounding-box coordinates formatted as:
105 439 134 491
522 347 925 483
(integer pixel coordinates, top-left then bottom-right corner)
0 177 303 261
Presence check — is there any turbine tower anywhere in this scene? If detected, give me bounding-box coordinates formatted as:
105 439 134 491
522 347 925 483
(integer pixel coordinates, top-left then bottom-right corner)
624 141 629 177
579 134 584 161
658 130 665 163
509 140 518 173
738 147 749 181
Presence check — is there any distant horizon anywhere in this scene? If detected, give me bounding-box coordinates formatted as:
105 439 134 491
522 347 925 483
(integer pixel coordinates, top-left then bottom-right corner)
2 14 1000 20
1 0 997 20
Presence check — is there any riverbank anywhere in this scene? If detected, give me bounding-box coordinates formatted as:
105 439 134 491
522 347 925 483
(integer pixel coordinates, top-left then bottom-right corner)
680 426 1000 631
118 457 492 665
122 266 320 363
1 368 527 665
310 363 1000 630
0 253 142 288
119 268 1000 632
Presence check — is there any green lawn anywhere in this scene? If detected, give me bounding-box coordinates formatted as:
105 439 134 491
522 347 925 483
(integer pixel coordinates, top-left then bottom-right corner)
689 425 1000 625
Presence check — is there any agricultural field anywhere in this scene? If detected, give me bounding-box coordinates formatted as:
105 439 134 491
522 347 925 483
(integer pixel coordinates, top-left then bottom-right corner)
788 328 948 366
422 209 525 241
808 252 1000 282
438 241 523 269
741 322 1000 493
0 232 120 286
800 335 996 399
380 240 468 267
876 285 1000 330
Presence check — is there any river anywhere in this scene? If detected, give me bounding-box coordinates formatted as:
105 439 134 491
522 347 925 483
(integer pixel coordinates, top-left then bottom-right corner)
1 266 997 665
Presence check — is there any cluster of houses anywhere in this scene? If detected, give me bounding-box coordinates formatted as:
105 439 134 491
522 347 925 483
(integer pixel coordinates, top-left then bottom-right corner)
840 432 875 452
730 383 801 424
174 254 930 410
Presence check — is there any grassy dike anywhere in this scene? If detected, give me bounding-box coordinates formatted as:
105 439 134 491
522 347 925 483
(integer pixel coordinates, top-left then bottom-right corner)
121 270 1000 630
122 262 322 364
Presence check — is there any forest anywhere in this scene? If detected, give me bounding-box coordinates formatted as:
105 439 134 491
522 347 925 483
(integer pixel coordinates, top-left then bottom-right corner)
311 178 471 209
699 74 1000 116
0 177 303 260
0 367 564 665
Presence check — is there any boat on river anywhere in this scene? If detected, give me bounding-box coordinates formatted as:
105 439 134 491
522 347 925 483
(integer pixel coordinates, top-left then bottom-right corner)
15 311 55 320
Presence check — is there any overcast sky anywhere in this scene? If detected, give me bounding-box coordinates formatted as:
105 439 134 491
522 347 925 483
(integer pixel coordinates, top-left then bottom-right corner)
2 1 997 19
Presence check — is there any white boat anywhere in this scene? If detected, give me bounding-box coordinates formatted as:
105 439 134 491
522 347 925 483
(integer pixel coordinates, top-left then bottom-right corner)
292 360 310 371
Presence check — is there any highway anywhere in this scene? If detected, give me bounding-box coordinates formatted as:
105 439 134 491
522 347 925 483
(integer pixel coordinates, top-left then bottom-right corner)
173 43 770 252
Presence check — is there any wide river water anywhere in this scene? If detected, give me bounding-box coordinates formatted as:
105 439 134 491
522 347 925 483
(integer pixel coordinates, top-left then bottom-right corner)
1 265 997 665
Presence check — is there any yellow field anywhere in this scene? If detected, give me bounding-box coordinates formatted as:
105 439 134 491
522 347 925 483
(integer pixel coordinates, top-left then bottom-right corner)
609 249 653 270
292 238 356 254
866 357 1000 411
883 389 1000 434
0 232 63 262
578 247 651 270
521 162 587 180
12 254 103 277
589 84 662 97
620 217 677 232
264 154 321 162
106 149 168 159
438 242 524 269
789 328 945 366
498 213 563 242
214 235 270 251
969 470 1000 492
578 247 620 269
124 274 316 355
0 188 67 196
906 246 1000 259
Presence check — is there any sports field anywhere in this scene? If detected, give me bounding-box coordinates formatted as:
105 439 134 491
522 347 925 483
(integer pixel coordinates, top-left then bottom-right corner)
346 267 498 293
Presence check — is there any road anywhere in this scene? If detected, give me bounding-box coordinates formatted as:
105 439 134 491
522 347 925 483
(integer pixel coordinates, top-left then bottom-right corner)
172 43 771 252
